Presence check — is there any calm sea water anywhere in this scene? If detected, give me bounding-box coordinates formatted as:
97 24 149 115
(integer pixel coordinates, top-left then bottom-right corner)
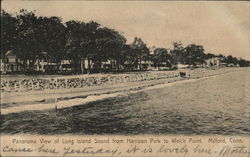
1 69 250 135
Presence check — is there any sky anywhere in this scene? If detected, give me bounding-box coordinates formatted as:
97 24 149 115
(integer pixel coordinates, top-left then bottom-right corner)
2 1 250 60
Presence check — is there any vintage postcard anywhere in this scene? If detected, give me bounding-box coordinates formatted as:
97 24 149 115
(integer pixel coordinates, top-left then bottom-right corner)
1 1 250 157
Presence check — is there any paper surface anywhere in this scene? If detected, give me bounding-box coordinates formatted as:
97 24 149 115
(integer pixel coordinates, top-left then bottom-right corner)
1 1 249 157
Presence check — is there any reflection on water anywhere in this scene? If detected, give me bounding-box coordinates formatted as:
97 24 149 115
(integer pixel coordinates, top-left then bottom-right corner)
1 69 250 135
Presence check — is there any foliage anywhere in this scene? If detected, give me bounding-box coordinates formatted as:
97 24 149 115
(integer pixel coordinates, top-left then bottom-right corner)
1 9 250 74
170 41 184 64
154 48 173 68
37 16 66 61
1 10 17 57
131 37 150 69
183 44 206 66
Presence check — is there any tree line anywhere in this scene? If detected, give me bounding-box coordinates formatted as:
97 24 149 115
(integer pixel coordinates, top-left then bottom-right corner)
1 9 250 74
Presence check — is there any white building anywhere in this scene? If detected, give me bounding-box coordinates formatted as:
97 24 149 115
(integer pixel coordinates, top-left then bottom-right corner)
205 57 220 67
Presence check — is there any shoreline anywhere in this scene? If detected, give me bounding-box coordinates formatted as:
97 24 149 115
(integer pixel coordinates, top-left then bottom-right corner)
1 67 246 101
1 67 247 115
1 68 249 135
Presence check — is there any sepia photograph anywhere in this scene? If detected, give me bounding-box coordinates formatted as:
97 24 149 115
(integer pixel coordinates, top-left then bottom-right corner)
0 1 250 156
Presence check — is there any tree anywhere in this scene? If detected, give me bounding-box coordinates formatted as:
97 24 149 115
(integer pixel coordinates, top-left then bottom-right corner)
65 21 126 73
83 21 101 73
183 44 206 66
131 37 150 70
217 54 227 63
65 20 99 73
170 41 184 64
14 9 41 72
226 55 238 65
1 10 18 58
120 44 138 71
153 48 173 69
237 58 249 67
205 53 216 59
94 27 126 72
36 16 66 62
3 9 250 75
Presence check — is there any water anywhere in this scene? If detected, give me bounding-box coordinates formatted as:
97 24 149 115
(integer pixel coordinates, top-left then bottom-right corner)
1 69 250 135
